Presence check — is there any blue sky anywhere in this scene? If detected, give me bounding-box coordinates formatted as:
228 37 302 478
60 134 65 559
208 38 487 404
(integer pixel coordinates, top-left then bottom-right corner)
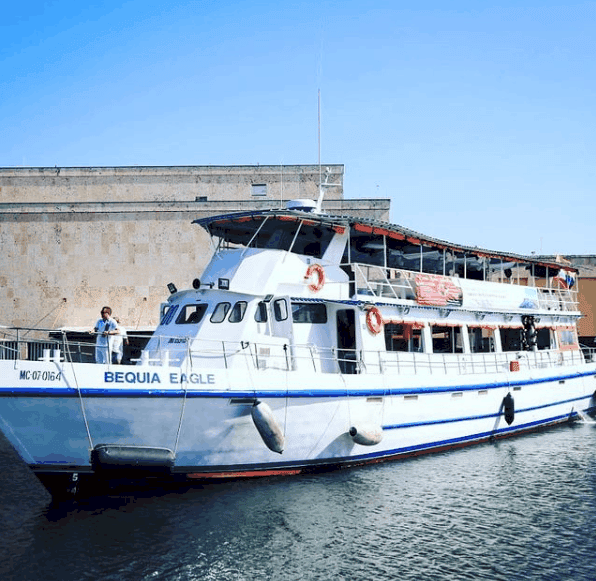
2 1 594 256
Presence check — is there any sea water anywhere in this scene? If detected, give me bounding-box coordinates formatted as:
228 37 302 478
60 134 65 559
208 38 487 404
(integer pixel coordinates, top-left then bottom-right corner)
2 422 596 581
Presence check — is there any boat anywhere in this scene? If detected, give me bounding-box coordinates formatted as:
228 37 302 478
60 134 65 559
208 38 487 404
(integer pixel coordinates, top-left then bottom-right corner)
1 199 595 498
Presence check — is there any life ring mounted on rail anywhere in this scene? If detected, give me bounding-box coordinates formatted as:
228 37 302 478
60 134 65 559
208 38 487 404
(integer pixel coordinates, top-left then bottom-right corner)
305 264 325 293
366 307 383 335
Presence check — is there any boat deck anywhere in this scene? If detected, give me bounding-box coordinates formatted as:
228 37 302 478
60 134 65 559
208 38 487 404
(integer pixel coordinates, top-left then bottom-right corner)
1 327 593 379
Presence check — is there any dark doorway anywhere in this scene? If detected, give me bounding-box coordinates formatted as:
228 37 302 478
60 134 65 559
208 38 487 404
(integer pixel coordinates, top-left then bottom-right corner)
337 309 358 374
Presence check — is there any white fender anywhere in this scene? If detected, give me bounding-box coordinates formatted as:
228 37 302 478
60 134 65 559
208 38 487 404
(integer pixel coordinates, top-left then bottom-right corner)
349 424 383 446
251 401 285 454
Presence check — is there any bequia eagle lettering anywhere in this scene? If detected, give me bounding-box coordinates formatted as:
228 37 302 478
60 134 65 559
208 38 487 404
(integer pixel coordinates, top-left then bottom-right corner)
104 372 215 385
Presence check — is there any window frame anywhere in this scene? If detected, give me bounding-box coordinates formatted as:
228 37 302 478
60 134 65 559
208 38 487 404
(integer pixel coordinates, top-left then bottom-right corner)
175 304 208 325
228 301 248 323
210 302 232 323
273 299 288 321
291 302 328 324
251 184 268 197
431 324 464 354
255 301 268 323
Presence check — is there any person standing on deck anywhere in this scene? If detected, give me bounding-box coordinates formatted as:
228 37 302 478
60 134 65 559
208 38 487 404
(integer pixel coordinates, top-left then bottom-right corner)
110 317 128 364
91 306 119 364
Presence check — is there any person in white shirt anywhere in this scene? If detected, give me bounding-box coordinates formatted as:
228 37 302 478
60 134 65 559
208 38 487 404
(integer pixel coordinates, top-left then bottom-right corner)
91 306 119 364
110 317 128 364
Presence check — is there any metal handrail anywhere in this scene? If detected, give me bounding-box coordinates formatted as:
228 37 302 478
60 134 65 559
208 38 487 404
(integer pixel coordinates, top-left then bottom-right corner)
2 326 594 376
345 262 580 312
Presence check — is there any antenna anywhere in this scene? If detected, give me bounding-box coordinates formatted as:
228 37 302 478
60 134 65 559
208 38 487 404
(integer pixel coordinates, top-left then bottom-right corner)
315 90 341 214
280 163 284 209
316 89 324 213
318 89 321 180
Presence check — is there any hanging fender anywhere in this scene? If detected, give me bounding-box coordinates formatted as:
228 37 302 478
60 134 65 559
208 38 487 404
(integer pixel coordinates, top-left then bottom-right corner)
305 263 325 292
366 307 383 335
349 424 384 446
251 400 285 454
502 393 515 425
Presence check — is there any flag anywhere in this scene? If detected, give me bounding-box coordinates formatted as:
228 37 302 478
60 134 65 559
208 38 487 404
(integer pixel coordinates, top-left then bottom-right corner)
555 269 575 289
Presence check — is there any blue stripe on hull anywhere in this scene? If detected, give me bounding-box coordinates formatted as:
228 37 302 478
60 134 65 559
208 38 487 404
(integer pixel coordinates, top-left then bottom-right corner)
29 410 584 477
1 368 595 398
187 410 592 473
384 393 592 430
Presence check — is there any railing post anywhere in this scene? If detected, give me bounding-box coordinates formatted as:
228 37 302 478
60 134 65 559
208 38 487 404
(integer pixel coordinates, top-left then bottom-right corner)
222 341 228 369
332 348 340 374
254 343 260 370
61 330 68 363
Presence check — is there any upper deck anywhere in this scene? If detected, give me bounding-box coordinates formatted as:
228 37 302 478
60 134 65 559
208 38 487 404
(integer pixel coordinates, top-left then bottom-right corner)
194 208 579 314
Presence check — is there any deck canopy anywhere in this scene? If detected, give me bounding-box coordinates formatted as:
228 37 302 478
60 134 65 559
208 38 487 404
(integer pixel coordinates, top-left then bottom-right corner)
194 210 577 280
194 210 346 260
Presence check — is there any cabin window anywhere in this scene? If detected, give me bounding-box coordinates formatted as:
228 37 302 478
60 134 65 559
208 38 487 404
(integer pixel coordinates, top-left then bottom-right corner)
210 302 231 323
253 220 334 258
255 301 268 322
468 326 495 353
349 230 386 267
228 301 247 323
445 251 466 278
463 254 486 280
160 304 179 325
431 325 463 353
385 241 422 272
500 327 523 351
211 217 335 259
536 328 554 350
176 304 208 325
262 223 300 251
291 303 328 324
291 224 335 258
384 323 423 352
557 326 578 351
419 245 444 275
273 299 288 321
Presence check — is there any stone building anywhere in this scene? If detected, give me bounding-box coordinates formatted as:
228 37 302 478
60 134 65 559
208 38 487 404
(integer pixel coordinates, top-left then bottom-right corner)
521 255 596 346
557 256 596 345
0 165 390 331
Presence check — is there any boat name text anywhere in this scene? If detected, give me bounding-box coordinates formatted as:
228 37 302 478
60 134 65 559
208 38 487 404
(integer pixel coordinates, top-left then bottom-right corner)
16 369 216 386
104 371 215 385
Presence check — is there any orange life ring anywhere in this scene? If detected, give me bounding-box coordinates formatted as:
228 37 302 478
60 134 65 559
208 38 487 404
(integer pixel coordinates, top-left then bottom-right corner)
305 264 325 292
366 307 383 335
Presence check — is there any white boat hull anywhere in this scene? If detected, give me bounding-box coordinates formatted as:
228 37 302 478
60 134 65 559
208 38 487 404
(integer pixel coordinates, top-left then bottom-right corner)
2 358 595 488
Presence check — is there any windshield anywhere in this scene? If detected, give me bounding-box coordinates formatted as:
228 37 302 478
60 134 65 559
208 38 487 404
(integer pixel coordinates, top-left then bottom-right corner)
212 216 336 259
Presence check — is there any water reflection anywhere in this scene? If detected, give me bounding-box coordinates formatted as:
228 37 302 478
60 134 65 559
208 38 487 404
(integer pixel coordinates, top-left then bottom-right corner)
2 424 596 580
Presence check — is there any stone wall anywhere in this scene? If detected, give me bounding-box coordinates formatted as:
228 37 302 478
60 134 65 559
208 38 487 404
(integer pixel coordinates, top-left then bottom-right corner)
0 165 345 203
564 256 596 342
0 165 390 330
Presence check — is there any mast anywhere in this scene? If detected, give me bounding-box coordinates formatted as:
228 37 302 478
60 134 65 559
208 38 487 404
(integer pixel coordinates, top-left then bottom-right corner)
316 89 325 213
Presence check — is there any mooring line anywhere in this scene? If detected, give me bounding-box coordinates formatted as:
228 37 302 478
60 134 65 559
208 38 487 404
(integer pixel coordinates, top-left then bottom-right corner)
64 332 93 450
